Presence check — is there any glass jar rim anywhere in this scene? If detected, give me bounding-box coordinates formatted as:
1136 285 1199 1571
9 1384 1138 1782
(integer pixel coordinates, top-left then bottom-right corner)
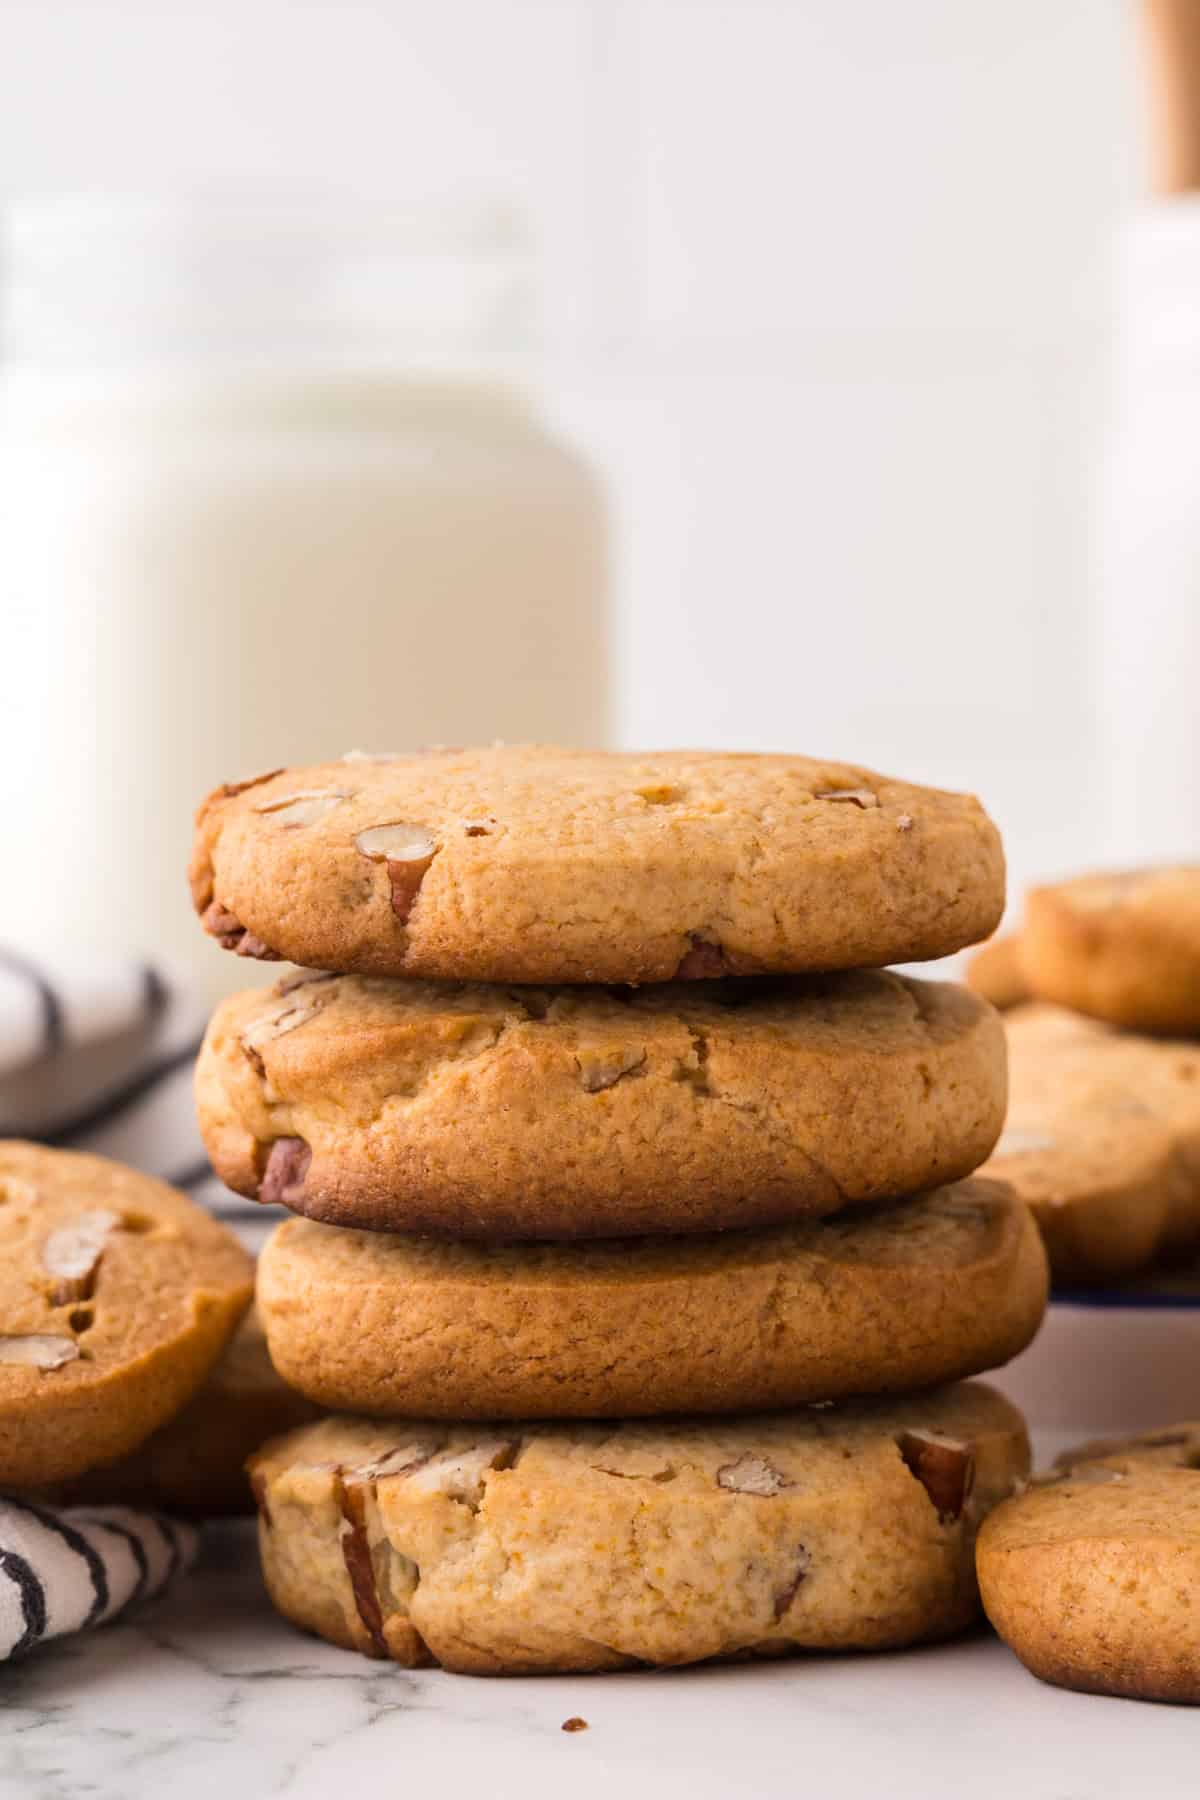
2 189 536 368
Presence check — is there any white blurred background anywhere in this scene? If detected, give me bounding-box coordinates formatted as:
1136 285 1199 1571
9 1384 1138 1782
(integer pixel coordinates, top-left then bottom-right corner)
0 0 1175 967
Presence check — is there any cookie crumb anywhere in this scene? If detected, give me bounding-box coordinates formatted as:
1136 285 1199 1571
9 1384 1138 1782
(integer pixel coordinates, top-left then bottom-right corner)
897 814 913 831
561 1716 589 1733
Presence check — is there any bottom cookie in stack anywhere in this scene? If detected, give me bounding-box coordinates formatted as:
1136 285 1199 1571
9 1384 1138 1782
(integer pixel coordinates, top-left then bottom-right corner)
249 1383 1028 1675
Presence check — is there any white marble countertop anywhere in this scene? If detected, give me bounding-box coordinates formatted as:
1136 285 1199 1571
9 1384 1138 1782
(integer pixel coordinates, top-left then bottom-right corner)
1 1518 1192 1800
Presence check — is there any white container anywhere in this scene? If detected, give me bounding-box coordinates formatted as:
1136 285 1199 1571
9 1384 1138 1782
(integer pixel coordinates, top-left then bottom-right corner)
1096 201 1200 865
990 1284 1200 1449
0 198 608 994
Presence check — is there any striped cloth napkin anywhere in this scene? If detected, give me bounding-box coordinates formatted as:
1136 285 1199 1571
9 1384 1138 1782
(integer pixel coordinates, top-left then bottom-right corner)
0 1499 197 1660
0 946 270 1250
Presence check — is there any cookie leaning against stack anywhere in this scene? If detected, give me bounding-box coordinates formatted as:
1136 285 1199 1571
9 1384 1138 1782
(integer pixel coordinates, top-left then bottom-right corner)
188 743 1039 1674
979 1423 1200 1703
0 1141 253 1488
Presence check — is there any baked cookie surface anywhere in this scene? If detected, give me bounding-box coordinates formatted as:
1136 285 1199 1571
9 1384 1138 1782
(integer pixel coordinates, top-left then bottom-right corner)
197 969 1007 1238
979 1004 1200 1282
249 1382 1028 1675
1021 867 1200 1034
40 1306 318 1516
978 1425 1200 1703
256 1180 1046 1418
0 1142 253 1486
189 745 1005 985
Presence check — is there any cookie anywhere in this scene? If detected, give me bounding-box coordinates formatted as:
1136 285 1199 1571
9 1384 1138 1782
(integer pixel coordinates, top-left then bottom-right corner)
189 745 1005 985
1052 1421 1200 1477
39 1308 318 1517
965 934 1030 1011
978 1425 1200 1703
979 1004 1200 1282
249 1382 1028 1674
0 1142 253 1487
1021 867 1200 1034
196 969 1006 1238
257 1180 1045 1419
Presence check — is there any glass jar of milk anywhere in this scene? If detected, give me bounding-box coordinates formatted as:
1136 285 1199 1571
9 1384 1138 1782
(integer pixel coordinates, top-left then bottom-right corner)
0 198 608 995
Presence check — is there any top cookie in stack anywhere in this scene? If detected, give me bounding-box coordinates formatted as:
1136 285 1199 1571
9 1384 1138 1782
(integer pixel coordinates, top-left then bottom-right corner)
189 744 1003 984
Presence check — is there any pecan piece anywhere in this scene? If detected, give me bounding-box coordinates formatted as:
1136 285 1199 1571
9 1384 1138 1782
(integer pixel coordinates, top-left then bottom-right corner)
897 1430 975 1521
673 936 731 980
354 823 440 924
258 1137 312 1208
0 1334 80 1369
334 1473 388 1657
772 1547 811 1621
253 790 349 828
41 1208 119 1305
716 1454 794 1497
201 902 281 960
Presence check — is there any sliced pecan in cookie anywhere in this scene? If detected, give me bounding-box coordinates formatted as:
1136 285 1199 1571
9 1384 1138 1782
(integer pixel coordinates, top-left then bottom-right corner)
202 902 281 960
354 824 440 923
258 1137 312 1208
897 1429 975 1520
40 1208 119 1304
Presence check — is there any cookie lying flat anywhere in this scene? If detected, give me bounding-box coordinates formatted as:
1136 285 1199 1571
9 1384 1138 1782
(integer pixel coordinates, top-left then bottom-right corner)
189 745 1004 985
249 1382 1028 1675
1052 1421 1200 1477
257 1181 1046 1419
978 1425 1200 1703
1022 867 1200 1034
41 1308 317 1517
197 969 1006 1238
979 1004 1200 1282
0 1142 253 1487
965 934 1030 1011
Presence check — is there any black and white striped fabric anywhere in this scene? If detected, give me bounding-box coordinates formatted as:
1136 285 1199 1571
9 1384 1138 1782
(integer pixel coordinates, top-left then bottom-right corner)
0 946 270 1251
0 1498 197 1660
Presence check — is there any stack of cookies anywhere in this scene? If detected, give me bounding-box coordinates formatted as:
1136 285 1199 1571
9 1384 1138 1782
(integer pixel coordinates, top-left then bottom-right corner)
190 745 1047 1675
970 869 1200 1284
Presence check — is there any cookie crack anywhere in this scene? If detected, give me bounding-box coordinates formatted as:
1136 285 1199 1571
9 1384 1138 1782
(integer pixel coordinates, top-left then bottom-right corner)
701 1088 845 1200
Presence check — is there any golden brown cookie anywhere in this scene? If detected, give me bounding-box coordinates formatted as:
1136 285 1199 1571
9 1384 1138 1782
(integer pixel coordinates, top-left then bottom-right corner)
0 1142 253 1486
189 745 1005 985
256 1181 1046 1419
1021 867 1200 1034
1052 1421 1200 1477
979 1004 1200 1282
965 934 1031 1010
39 1307 318 1516
196 969 1006 1238
978 1425 1200 1703
250 1382 1028 1675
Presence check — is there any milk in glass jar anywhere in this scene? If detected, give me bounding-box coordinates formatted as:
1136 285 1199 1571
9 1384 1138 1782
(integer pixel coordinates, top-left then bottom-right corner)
0 197 608 994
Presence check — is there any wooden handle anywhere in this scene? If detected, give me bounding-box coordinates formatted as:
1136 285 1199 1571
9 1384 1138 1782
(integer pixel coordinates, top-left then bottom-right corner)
1142 0 1200 192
